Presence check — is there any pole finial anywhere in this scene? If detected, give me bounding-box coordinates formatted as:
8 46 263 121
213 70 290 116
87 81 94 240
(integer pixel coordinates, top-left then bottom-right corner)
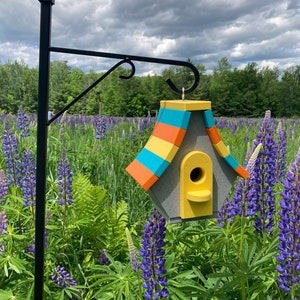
39 0 55 4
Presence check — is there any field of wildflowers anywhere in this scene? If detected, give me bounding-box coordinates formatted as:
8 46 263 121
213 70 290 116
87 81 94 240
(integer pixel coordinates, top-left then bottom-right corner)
0 107 300 299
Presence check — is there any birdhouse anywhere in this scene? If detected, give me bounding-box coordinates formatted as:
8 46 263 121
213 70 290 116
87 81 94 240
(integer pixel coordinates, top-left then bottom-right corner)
126 100 249 223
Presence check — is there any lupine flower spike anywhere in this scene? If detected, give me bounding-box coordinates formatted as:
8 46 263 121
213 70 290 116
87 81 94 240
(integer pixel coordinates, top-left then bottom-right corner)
276 147 300 294
0 170 9 204
95 115 107 140
125 227 139 272
140 210 168 299
250 110 277 235
0 211 8 235
16 106 30 137
246 143 263 175
22 150 36 208
218 143 262 225
3 122 22 187
276 121 287 182
99 249 110 266
51 265 77 288
0 211 8 253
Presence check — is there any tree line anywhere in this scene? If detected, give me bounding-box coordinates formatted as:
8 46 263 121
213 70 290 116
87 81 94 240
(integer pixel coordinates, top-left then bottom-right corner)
0 57 300 117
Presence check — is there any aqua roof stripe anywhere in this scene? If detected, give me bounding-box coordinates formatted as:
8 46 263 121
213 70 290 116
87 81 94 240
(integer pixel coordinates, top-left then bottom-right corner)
224 154 239 170
135 148 169 177
202 109 215 128
157 108 191 129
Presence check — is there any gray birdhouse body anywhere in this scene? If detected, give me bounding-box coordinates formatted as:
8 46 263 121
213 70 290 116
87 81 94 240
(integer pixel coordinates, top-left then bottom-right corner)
126 100 249 223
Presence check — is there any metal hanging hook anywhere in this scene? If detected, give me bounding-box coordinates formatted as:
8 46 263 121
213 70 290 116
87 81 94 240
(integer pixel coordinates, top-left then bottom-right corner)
51 46 200 96
166 63 200 95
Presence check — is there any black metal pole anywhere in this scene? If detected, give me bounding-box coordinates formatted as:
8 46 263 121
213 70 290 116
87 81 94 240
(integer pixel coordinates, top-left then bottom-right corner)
35 1 54 299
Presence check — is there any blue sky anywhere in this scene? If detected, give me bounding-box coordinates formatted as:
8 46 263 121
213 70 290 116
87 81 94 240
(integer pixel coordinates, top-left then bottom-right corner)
0 0 300 75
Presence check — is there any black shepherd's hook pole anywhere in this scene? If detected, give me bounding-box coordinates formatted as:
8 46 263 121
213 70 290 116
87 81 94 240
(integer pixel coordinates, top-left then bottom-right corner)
35 0 200 299
36 0 54 299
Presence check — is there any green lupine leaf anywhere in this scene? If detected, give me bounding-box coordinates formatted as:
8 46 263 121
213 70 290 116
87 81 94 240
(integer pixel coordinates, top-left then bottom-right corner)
0 289 14 300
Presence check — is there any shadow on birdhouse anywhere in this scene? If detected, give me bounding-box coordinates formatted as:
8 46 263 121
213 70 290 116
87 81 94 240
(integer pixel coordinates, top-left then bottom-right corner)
126 100 249 223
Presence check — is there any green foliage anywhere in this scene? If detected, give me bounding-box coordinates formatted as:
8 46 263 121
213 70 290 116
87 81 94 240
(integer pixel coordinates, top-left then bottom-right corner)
210 59 281 117
0 110 300 298
72 173 131 260
87 254 143 299
2 58 300 116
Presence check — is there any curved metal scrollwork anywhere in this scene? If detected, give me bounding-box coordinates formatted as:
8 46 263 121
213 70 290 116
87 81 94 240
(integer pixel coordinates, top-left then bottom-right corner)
48 50 200 124
51 47 200 94
119 58 136 79
165 63 200 94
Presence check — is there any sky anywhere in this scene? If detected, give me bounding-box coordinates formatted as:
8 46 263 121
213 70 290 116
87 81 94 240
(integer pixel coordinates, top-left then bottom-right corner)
0 0 300 75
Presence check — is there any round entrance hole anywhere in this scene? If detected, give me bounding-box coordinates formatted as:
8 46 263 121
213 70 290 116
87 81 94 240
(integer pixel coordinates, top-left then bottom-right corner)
190 167 203 182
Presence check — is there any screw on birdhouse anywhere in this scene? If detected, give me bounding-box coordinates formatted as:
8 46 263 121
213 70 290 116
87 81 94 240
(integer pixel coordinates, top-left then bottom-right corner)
182 87 185 100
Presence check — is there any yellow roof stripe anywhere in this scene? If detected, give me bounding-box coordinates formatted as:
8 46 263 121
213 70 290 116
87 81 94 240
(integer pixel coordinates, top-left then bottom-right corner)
144 135 179 163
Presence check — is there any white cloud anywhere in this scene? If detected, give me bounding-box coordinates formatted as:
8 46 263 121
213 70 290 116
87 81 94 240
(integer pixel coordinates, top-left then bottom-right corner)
0 42 39 66
0 0 300 74
153 39 176 57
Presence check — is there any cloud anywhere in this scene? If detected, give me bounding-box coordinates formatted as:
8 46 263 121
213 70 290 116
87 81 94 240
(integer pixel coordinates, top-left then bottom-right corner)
0 0 299 75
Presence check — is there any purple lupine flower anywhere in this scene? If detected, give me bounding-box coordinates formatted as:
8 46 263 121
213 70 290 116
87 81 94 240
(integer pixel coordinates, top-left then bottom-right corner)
137 118 145 136
99 249 110 266
0 170 9 204
218 143 262 226
125 227 139 271
25 244 35 256
250 111 277 235
129 126 134 141
230 122 238 135
0 211 8 253
0 211 8 235
276 147 300 293
16 106 30 137
289 121 295 140
57 149 73 206
140 210 168 299
218 196 236 226
244 128 249 142
60 125 66 142
3 122 22 187
95 115 107 140
51 265 77 288
137 114 153 135
276 122 287 182
22 150 36 207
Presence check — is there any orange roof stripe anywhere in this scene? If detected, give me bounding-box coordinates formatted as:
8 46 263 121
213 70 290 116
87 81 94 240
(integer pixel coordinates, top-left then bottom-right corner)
152 122 187 147
206 126 221 144
235 165 250 179
125 160 159 191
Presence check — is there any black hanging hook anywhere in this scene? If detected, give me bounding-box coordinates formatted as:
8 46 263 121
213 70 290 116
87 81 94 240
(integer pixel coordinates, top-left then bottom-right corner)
166 63 200 94
50 46 200 95
48 48 200 124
